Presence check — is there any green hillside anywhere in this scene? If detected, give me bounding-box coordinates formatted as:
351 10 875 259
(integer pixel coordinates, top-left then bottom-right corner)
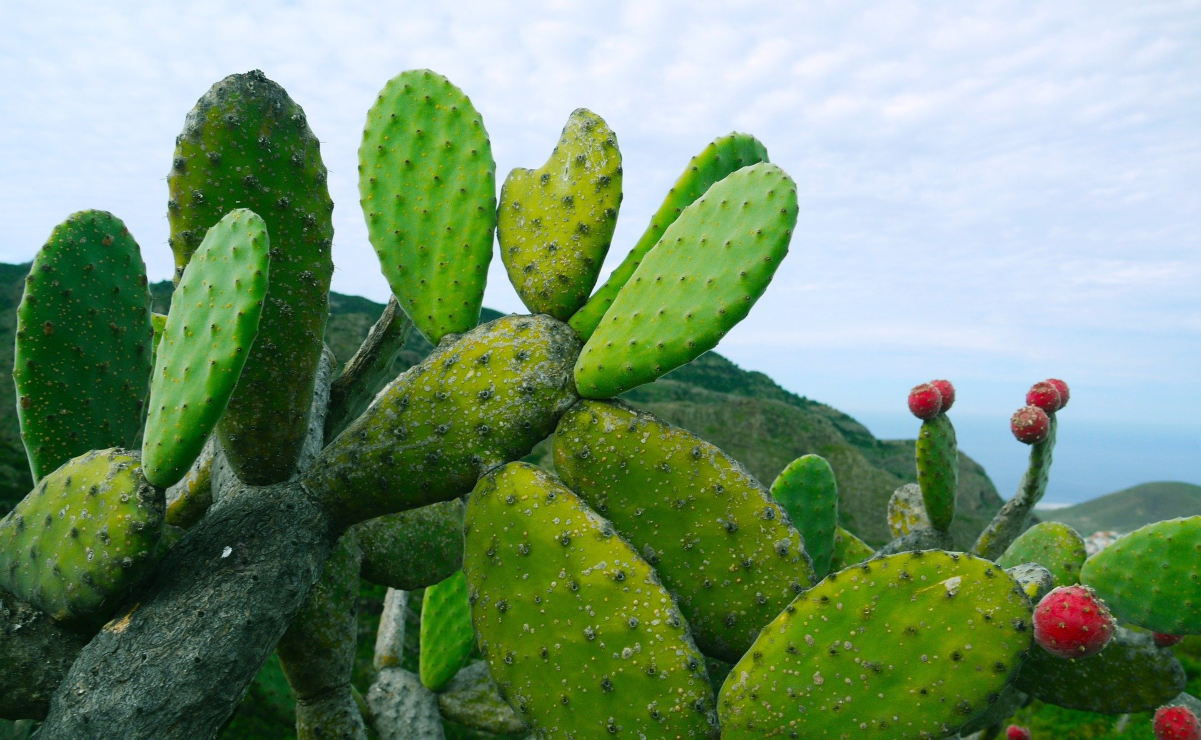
1036 481 1201 535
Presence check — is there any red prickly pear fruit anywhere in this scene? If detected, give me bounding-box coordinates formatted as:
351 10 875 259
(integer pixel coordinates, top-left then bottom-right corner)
1033 585 1116 659
1046 378 1070 409
1026 381 1064 413
929 379 956 412
1154 632 1185 648
1154 706 1200 740
908 383 943 420
1006 725 1032 740
1011 405 1051 444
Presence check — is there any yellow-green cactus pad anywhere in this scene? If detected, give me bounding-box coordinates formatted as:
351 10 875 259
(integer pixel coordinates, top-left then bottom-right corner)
887 483 931 538
420 571 474 691
916 413 957 532
554 400 815 662
829 526 875 571
306 314 580 527
142 209 269 488
0 449 164 623
359 69 496 344
719 551 1033 740
1081 516 1201 634
574 163 796 398
997 521 1087 587
498 108 622 321
771 454 838 579
570 133 768 341
464 463 718 739
14 210 153 481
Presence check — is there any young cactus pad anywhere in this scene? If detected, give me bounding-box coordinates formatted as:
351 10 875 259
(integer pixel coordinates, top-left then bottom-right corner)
305 314 580 527
498 108 622 321
916 412 957 532
1081 516 1201 634
359 69 496 344
419 570 474 692
719 551 1033 740
573 163 798 398
142 209 270 488
770 454 838 579
169 69 334 486
463 463 719 739
14 210 153 481
554 400 815 662
996 521 1087 588
0 449 163 623
570 132 769 340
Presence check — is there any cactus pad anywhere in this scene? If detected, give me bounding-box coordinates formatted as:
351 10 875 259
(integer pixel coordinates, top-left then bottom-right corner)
829 526 874 571
770 454 838 578
464 462 719 739
554 400 815 662
170 69 334 485
306 314 580 527
358 499 465 591
916 413 957 531
0 449 163 623
359 69 496 343
14 210 153 481
142 209 269 488
1081 516 1201 634
997 521 1087 588
719 551 1033 740
498 108 622 321
574 163 797 398
420 570 474 691
570 133 769 340
887 483 931 538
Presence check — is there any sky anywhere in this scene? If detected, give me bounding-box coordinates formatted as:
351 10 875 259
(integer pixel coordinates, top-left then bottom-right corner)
1 1 1198 504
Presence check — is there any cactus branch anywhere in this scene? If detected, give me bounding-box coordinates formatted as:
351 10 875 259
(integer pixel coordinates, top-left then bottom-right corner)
973 415 1057 560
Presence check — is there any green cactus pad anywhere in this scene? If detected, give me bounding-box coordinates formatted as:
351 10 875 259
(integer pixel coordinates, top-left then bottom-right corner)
570 133 769 341
916 413 957 532
574 163 796 398
719 551 1033 740
464 462 718 739
1015 628 1186 713
357 499 465 591
420 570 474 691
169 70 334 486
150 312 167 363
1081 516 1201 634
359 69 496 344
887 483 931 538
14 210 153 482
770 454 838 579
0 449 164 623
142 209 269 488
829 526 874 571
997 521 1087 587
554 400 815 662
306 314 580 527
498 108 622 321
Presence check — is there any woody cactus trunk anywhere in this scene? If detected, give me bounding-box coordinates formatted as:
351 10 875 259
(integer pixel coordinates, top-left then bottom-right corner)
1 66 1198 740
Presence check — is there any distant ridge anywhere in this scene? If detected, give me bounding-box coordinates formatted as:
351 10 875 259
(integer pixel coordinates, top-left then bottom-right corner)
1036 481 1201 535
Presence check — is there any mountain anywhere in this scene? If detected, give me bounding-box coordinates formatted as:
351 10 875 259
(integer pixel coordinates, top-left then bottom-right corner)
1036 481 1201 535
0 262 1006 548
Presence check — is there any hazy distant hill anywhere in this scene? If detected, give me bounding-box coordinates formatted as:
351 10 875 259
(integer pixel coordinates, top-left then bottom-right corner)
1 262 1006 547
1036 481 1201 535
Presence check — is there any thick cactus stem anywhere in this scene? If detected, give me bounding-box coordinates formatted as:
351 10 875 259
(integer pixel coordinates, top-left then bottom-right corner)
973 414 1057 561
0 588 90 721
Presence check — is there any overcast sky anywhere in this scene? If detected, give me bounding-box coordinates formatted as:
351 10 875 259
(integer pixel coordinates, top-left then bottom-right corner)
2 1 1198 503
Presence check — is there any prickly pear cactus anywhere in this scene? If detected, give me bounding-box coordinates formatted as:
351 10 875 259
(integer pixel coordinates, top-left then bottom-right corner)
0 449 163 623
359 69 496 344
142 209 270 488
829 525 874 571
498 108 622 321
916 413 957 531
997 521 1087 588
358 499 465 591
14 210 153 482
719 551 1033 740
570 133 769 340
420 571 474 692
770 454 838 578
1081 516 1201 634
574 163 797 398
554 400 815 662
887 483 931 537
169 69 334 486
464 462 719 739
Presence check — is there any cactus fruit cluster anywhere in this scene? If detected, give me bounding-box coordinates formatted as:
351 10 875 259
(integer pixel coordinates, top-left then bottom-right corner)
0 66 1198 740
